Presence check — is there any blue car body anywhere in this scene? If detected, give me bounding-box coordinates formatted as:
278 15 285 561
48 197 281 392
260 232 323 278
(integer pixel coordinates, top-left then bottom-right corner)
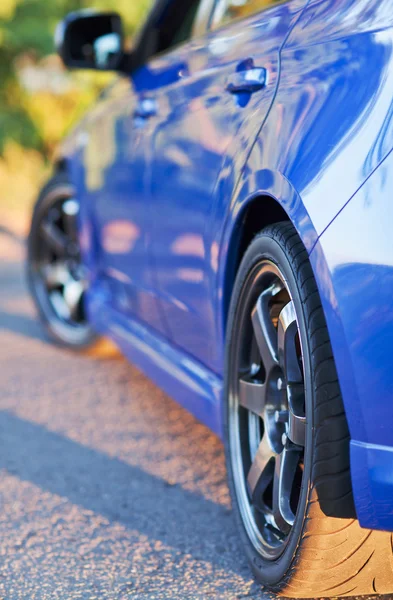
58 0 393 532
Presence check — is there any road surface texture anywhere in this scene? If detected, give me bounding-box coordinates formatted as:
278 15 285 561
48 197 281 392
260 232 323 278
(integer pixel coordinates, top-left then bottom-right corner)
0 231 383 600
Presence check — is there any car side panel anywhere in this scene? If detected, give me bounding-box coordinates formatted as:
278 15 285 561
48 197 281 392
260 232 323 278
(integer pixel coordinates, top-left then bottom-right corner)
211 0 393 529
309 149 393 530
63 78 167 336
145 0 308 374
57 2 393 531
213 0 393 362
259 0 393 235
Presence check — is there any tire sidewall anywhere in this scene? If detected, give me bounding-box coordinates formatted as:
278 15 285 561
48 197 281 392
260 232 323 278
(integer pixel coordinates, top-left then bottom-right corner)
224 229 314 588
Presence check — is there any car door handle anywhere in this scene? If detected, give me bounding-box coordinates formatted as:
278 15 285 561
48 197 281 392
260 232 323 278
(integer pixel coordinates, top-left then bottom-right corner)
227 67 267 94
134 98 157 119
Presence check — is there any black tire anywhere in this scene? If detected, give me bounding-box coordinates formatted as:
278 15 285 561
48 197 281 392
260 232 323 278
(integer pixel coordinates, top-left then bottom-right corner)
27 172 98 349
224 222 393 598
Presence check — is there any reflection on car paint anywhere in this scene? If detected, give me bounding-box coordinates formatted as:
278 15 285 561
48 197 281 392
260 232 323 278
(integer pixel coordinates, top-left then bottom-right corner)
59 0 393 530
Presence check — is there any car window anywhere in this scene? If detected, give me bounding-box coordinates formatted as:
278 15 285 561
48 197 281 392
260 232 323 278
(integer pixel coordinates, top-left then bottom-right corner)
171 2 202 47
211 0 287 30
134 0 203 65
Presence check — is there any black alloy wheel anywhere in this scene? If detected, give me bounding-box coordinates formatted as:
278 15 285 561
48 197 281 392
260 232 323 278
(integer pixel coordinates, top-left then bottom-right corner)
27 173 97 348
228 257 306 558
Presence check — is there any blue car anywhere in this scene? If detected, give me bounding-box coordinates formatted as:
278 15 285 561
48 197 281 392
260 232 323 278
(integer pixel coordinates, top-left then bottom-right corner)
27 1 393 597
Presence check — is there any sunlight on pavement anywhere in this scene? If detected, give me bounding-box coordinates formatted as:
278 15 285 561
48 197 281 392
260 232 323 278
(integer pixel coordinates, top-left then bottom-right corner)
0 235 265 599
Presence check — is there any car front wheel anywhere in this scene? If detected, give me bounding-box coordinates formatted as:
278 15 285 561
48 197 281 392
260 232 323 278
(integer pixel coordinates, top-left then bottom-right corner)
27 173 97 349
224 222 393 598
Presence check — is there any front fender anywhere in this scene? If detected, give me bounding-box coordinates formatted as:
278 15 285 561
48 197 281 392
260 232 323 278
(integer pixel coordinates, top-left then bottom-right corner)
215 158 318 351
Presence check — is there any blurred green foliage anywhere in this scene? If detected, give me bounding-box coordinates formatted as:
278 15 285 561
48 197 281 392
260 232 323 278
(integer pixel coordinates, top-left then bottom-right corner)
0 0 151 155
0 0 151 229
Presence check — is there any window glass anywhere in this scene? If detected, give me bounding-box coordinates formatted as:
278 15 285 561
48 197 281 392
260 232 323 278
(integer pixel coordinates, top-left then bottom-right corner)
136 0 202 62
211 0 287 30
170 2 202 48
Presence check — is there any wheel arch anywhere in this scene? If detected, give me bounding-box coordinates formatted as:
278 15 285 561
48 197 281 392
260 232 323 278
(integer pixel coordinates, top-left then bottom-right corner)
217 169 356 520
221 193 289 339
217 169 318 346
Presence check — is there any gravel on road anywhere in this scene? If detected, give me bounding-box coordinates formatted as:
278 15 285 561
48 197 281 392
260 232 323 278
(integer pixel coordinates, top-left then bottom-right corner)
0 232 381 600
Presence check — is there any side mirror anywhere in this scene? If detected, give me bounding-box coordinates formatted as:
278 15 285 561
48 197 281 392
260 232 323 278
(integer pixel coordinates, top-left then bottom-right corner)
55 11 125 71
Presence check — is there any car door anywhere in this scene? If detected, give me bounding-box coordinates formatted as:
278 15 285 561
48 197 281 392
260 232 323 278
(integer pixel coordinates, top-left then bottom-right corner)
145 0 308 373
71 0 212 341
74 72 166 333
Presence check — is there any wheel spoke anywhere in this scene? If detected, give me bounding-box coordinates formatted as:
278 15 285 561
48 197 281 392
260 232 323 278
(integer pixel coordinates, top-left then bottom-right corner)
63 281 84 320
287 383 306 446
42 263 71 288
272 446 300 534
49 290 71 320
251 286 279 377
277 300 302 383
41 220 68 256
230 260 310 555
247 434 275 497
239 377 267 417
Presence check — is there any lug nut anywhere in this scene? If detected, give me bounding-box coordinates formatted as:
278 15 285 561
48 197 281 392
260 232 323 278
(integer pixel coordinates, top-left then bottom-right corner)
282 433 287 446
277 377 284 390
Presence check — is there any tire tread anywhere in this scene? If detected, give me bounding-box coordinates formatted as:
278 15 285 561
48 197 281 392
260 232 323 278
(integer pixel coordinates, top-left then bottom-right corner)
225 222 393 598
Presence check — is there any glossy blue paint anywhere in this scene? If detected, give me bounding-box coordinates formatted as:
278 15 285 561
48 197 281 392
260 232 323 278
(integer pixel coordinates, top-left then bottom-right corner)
59 0 393 530
143 0 307 373
86 277 223 435
310 148 393 530
260 0 393 235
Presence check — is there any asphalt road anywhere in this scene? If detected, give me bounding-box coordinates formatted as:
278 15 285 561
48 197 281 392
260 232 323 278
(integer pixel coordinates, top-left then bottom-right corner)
0 232 380 600
0 233 269 599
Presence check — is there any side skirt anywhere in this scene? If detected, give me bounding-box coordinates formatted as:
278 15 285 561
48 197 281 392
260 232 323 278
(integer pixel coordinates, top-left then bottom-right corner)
87 291 223 437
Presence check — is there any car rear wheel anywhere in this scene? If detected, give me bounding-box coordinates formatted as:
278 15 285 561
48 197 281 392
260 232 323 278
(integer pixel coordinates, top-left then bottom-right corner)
27 173 97 349
224 222 393 598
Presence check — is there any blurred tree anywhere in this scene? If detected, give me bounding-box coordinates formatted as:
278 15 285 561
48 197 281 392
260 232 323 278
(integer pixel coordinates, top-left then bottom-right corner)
0 0 151 155
0 0 151 229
